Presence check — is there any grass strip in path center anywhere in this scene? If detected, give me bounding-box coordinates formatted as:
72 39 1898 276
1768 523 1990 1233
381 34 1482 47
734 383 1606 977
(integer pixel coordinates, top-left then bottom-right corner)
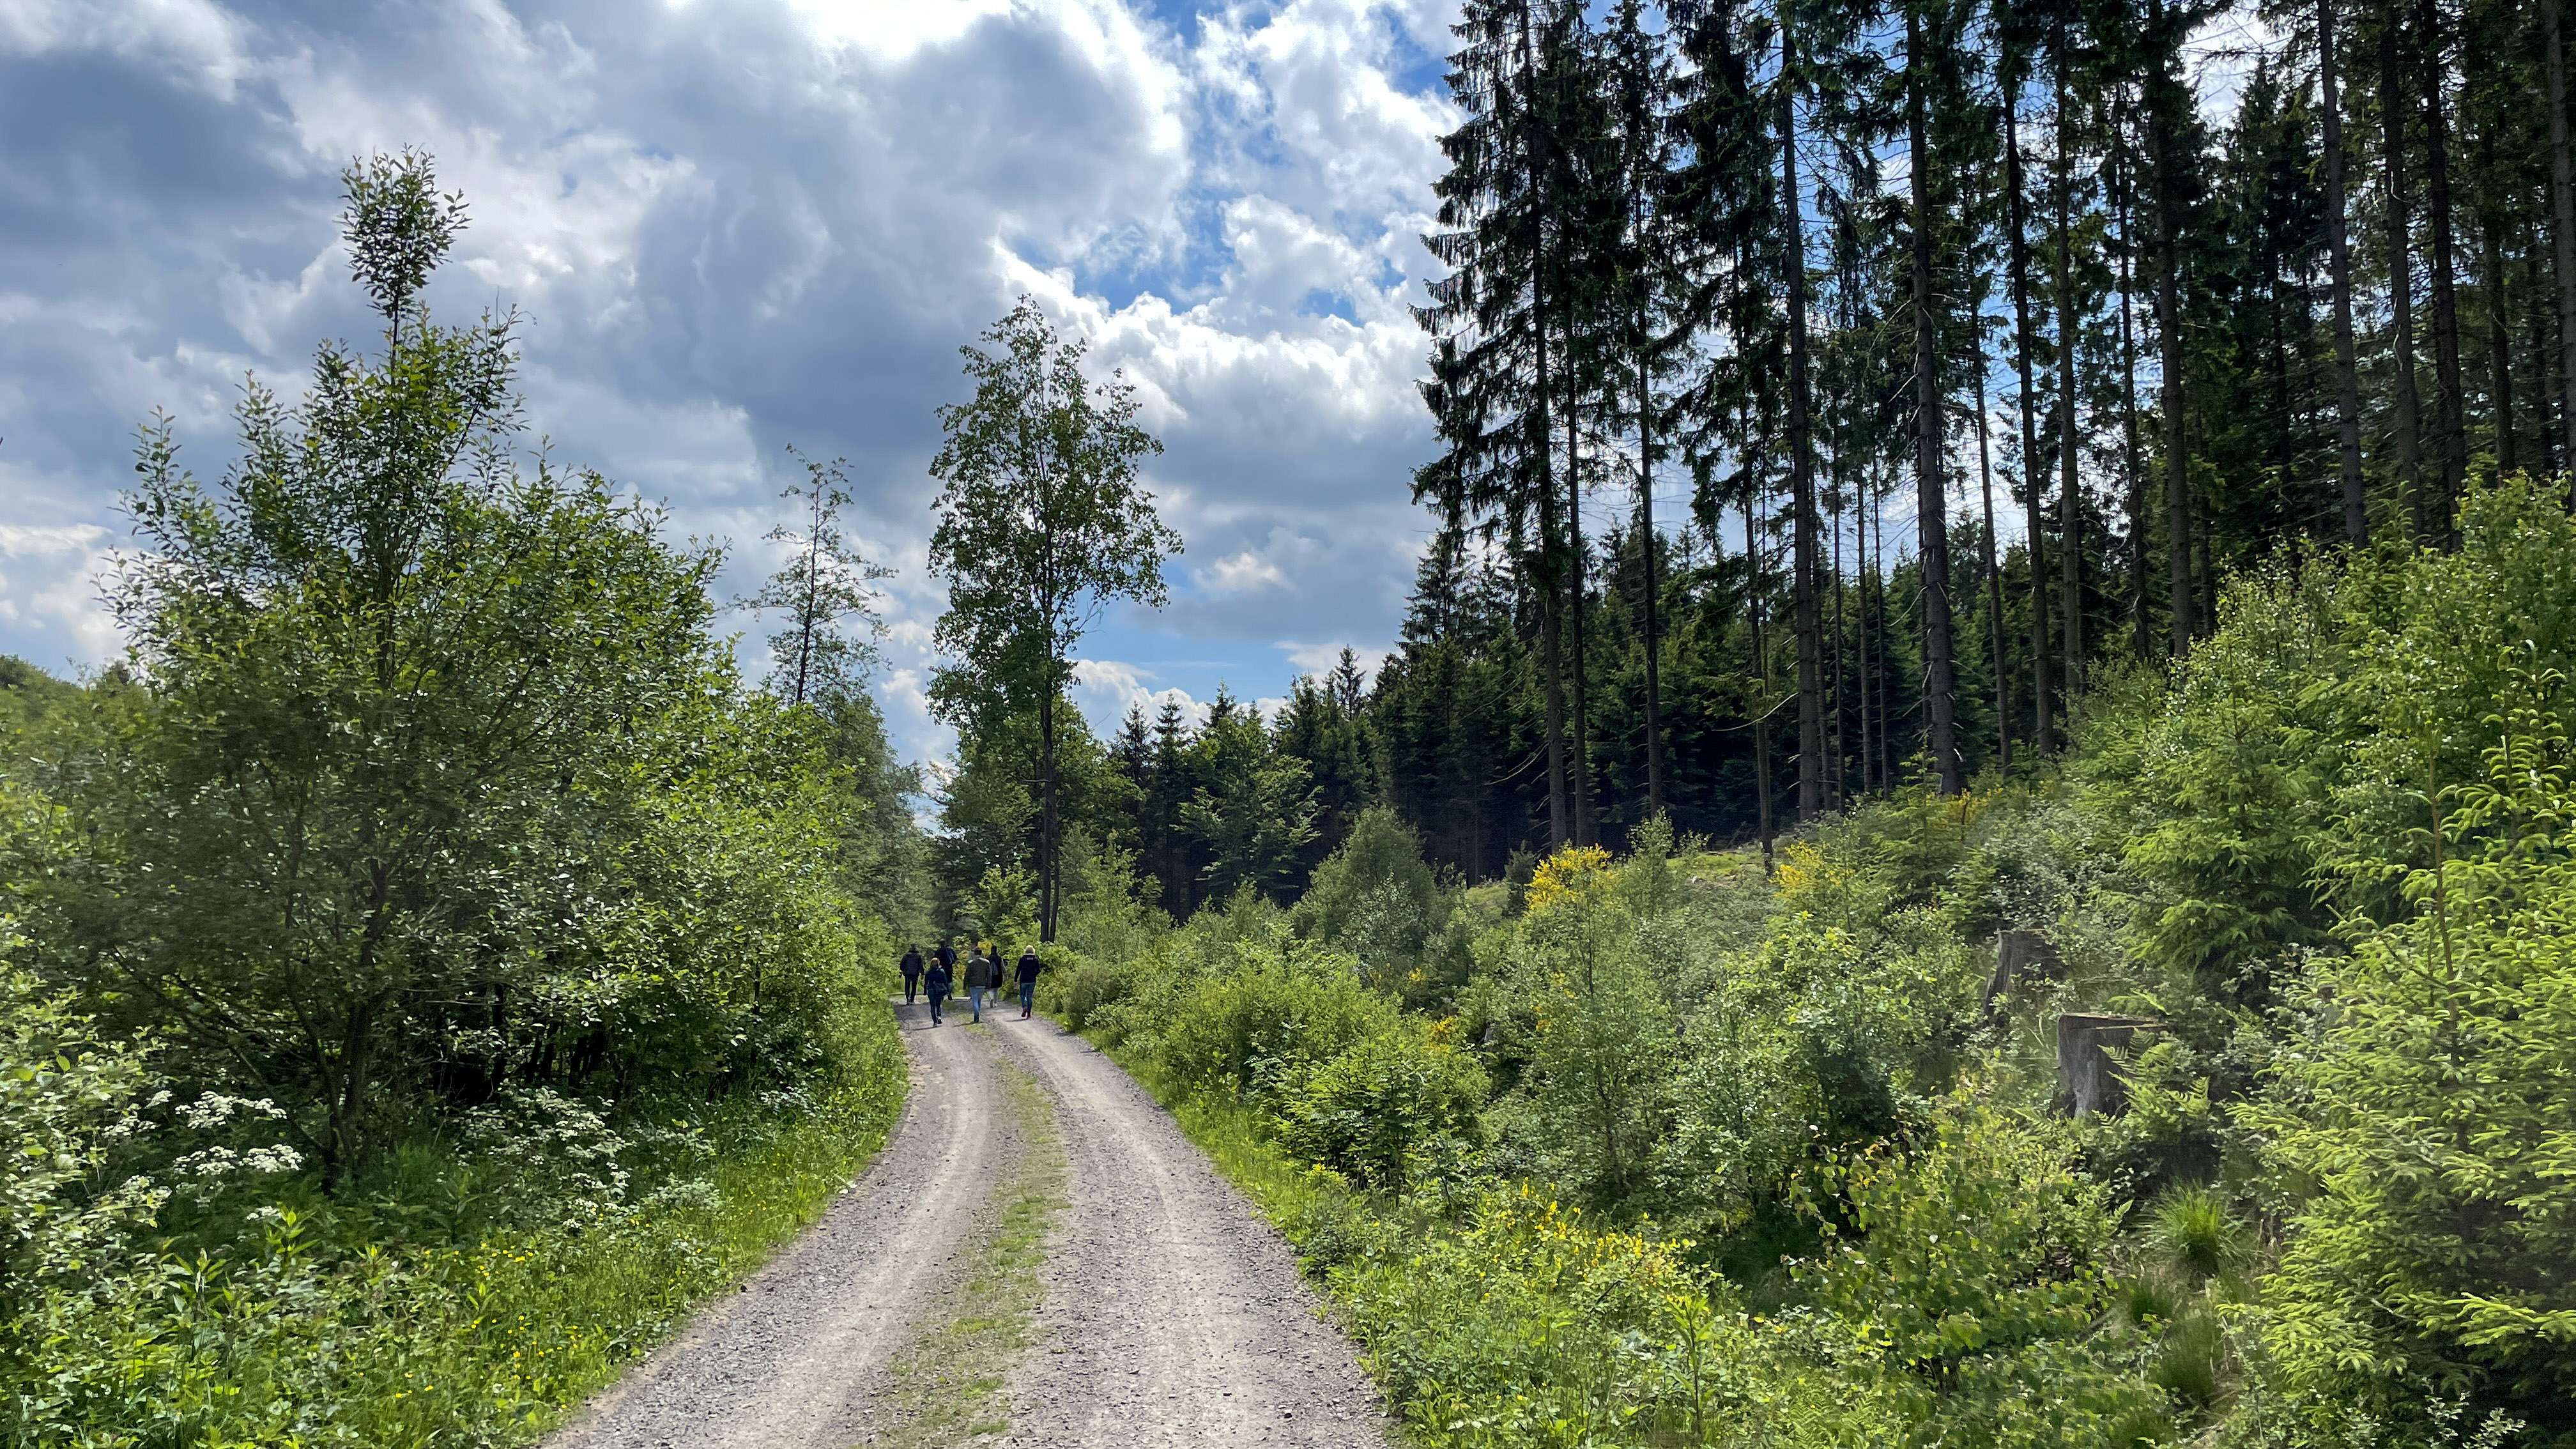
861 1045 1066 1447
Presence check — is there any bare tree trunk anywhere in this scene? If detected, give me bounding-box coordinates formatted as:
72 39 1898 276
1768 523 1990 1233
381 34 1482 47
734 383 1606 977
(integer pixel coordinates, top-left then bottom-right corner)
2007 89 2053 752
2489 219 2517 475
1976 358 2014 772
2382 6 2428 537
2151 0 2195 657
2540 244 2567 477
2320 0 2368 541
1539 533 1570 852
1830 445 1851 808
1567 406 1594 845
2419 0 2467 532
1039 680 1060 940
1637 365 1666 816
1537 273 1570 850
1782 41 1827 822
2116 95 2150 657
2549 0 2576 480
1866 470 1885 791
2053 37 2085 704
1910 5 1963 793
1745 486 1775 861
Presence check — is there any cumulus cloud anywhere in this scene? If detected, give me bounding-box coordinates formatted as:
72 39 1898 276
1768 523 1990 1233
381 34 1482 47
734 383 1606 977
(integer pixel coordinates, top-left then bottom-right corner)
1072 656 1209 733
0 0 1459 766
0 521 118 666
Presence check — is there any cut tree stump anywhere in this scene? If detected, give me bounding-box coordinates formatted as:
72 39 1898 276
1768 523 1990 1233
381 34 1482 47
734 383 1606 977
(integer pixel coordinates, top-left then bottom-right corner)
1984 930 2060 1004
2055 1014 2157 1117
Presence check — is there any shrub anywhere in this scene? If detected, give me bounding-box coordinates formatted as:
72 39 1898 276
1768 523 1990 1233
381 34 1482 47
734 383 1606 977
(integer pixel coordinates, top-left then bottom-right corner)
1797 1103 2165 1448
1147 935 1395 1101
1275 1022 1486 1188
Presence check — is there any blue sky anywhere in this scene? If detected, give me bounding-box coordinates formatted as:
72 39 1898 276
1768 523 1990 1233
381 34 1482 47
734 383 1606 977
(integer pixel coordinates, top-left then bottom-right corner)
0 0 1466 766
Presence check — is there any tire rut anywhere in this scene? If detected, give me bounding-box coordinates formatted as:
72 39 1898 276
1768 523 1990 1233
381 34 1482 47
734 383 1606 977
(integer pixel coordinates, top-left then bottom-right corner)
545 999 1017 1449
985 1015 1392 1448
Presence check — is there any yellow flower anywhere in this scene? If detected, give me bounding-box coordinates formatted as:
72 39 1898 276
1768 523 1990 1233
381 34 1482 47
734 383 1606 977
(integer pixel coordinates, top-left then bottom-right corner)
1525 845 1612 916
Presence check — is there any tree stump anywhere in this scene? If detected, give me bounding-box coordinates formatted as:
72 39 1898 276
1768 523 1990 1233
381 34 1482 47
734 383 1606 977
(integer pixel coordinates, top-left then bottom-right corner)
1984 929 2060 1004
2055 1013 2157 1117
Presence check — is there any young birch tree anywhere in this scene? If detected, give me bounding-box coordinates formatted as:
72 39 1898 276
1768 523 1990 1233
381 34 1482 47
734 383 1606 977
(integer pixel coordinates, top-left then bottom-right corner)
742 447 889 706
928 300 1179 942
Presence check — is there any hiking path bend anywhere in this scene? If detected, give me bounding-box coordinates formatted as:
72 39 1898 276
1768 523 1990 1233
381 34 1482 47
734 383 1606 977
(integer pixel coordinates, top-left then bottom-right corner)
544 999 1392 1449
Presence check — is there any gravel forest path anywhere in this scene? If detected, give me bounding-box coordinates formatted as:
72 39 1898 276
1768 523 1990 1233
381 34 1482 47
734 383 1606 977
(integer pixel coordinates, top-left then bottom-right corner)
544 997 1390 1449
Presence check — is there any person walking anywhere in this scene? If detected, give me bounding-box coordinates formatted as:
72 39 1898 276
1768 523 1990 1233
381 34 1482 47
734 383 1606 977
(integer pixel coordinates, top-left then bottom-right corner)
963 947 996 1024
899 944 924 1004
935 937 957 976
923 955 952 1025
1015 946 1043 1020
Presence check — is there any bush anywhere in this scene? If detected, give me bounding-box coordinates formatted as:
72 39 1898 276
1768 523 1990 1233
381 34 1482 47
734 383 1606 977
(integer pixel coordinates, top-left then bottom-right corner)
2250 694 2576 1442
1143 934 1395 1101
1797 1103 2165 1448
1274 1021 1487 1188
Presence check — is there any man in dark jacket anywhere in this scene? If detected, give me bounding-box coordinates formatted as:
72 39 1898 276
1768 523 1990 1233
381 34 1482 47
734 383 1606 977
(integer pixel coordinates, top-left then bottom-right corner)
963 949 997 1023
899 945 924 1004
1015 947 1043 1020
923 957 952 1025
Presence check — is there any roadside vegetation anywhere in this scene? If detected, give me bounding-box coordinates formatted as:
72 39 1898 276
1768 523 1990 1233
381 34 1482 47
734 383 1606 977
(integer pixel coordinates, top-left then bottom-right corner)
1022 480 2576 1448
0 155 914 1447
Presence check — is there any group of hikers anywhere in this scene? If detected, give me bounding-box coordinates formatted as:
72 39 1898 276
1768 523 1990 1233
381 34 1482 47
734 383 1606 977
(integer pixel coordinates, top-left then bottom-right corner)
898 938 1043 1026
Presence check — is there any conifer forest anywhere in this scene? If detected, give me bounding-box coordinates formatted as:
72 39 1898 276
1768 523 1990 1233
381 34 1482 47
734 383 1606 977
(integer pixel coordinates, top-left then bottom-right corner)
6 0 2576 1445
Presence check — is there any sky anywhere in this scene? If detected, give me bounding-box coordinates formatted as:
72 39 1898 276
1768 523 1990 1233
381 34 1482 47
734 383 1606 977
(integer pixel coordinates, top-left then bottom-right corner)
0 0 2275 776
0 0 1466 767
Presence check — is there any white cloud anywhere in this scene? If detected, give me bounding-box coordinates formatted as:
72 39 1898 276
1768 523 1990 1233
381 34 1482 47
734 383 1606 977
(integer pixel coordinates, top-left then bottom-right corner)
1280 640 1384 683
1071 656 1211 734
0 522 118 665
0 0 1464 765
1197 548 1287 594
0 0 252 97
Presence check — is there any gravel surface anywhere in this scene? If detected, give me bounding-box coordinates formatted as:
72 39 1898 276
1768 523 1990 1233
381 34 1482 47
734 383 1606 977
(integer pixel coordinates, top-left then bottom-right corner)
988 1015 1393 1449
545 999 1390 1448
546 1000 1015 1449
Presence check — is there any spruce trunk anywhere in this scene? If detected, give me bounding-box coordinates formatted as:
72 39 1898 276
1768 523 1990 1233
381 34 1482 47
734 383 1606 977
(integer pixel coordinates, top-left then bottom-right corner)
2006 92 2053 751
1976 358 2014 772
2117 96 2150 657
2419 0 2466 532
2053 46 2084 703
2151 0 2194 656
2549 0 2576 479
1910 6 1962 793
2382 8 2428 537
2321 0 2369 541
1782 51 1827 822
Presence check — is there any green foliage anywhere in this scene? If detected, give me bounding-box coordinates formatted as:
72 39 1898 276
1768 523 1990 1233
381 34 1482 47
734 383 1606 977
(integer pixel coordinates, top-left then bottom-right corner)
1131 931 1393 1102
925 297 1177 940
0 153 917 1448
4 1055 901 1449
0 936 160 1315
1274 1020 1487 1190
1292 805 1453 991
67 150 741 1176
1799 1104 2165 1448
2251 689 2576 1438
739 447 889 707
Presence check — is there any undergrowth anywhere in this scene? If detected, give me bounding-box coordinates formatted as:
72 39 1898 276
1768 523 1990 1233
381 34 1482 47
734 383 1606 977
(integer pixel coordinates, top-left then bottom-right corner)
10 1002 906 1448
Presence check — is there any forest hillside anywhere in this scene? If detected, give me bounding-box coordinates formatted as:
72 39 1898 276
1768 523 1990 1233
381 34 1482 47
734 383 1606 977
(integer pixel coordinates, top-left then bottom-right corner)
1011 480 2576 1447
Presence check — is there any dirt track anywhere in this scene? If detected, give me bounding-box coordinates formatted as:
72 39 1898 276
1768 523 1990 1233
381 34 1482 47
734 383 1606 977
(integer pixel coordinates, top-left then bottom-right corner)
544 997 1389 1448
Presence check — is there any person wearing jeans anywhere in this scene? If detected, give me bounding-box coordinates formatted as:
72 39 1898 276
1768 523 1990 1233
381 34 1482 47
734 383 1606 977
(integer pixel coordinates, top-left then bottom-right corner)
963 949 996 1023
1015 946 1043 1019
